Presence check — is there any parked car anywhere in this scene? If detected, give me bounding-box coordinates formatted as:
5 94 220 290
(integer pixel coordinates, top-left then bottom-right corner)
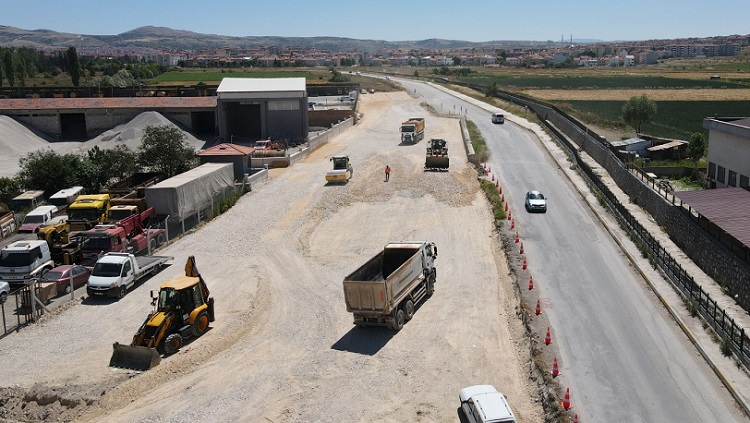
491 113 505 124
40 265 91 295
459 385 516 423
524 190 547 213
0 280 9 304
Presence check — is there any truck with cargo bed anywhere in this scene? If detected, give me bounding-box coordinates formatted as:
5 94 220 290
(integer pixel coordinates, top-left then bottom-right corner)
87 252 173 299
400 117 425 143
343 241 437 330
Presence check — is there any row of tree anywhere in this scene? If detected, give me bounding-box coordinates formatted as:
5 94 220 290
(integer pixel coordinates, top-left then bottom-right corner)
0 126 197 210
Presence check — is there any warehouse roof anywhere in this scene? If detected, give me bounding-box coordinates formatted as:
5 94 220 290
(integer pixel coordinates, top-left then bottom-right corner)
197 143 255 157
0 97 216 111
674 187 750 246
216 77 306 94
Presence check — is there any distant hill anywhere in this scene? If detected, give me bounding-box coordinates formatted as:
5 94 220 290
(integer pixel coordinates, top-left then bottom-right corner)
0 25 552 52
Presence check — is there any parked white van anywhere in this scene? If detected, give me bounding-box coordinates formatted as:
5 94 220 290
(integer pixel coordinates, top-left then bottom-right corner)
18 205 60 233
491 113 505 124
459 385 516 423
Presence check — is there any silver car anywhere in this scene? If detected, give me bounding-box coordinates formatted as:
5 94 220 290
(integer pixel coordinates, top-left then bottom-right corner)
524 190 547 213
0 280 9 304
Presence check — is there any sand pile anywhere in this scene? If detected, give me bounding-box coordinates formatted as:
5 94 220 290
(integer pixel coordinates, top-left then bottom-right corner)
0 111 208 178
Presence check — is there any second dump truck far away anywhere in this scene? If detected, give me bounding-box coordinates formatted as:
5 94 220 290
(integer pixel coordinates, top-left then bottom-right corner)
343 241 437 330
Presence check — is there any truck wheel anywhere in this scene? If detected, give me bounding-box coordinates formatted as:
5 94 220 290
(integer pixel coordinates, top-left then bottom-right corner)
163 333 183 354
0 292 6 304
192 311 210 337
403 299 415 321
156 233 166 246
149 237 157 252
117 286 127 299
391 309 405 331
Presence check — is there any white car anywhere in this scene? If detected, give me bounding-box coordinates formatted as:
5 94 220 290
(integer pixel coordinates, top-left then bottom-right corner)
525 190 547 213
459 385 516 423
0 280 10 304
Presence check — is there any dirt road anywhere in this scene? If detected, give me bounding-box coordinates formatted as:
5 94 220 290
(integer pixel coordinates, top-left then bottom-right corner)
0 92 541 422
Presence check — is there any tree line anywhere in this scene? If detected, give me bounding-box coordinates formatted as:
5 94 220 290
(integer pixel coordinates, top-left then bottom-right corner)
0 125 197 210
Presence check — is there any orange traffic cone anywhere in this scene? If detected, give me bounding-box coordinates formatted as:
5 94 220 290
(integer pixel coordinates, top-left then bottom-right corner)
522 257 527 270
488 166 491 173
495 180 499 188
514 231 519 243
498 185 502 194
535 299 541 315
483 163 487 170
491 174 495 182
528 275 534 290
504 202 508 211
544 327 552 345
573 414 578 423
551 357 560 377
501 194 505 202
561 387 571 410
511 218 515 230
507 210 512 220
520 242 524 254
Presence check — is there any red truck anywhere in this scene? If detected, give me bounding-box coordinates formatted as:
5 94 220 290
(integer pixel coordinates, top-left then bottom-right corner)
77 207 167 266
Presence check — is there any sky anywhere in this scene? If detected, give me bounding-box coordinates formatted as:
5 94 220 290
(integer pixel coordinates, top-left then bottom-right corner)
2 0 748 43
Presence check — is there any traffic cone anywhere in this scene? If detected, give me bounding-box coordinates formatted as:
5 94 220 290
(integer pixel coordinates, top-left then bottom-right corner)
511 219 515 230
514 231 519 243
501 194 505 202
522 257 527 270
507 210 512 220
495 180 499 188
498 185 502 194
544 327 552 345
483 163 487 170
551 357 560 377
535 299 541 315
488 166 491 173
491 174 495 182
528 275 534 290
520 242 524 254
573 414 578 423
561 387 571 410
504 202 508 211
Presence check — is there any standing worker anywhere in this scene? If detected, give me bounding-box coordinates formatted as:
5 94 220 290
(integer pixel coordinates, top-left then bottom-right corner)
385 165 391 182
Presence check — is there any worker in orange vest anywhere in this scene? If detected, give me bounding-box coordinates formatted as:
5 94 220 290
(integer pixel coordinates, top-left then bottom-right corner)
385 165 391 182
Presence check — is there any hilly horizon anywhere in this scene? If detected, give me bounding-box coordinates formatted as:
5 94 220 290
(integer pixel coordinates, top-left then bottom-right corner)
0 24 597 52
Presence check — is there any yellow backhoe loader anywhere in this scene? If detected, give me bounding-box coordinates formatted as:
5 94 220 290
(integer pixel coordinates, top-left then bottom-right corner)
110 255 215 370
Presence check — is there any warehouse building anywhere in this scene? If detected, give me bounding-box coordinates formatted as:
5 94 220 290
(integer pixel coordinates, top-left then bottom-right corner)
216 77 309 145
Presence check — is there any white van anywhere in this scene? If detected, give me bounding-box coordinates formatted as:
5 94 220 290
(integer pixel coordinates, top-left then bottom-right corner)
491 113 505 124
18 205 59 233
459 385 516 423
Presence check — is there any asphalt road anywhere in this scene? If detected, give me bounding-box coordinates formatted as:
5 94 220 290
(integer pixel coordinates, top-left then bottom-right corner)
394 76 747 422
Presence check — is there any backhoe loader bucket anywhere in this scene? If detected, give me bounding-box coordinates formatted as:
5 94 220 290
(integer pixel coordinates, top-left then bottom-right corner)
425 156 449 170
109 342 161 370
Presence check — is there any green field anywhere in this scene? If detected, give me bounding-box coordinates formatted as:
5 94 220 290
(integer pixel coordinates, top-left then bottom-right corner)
553 100 750 139
153 70 323 84
463 74 749 89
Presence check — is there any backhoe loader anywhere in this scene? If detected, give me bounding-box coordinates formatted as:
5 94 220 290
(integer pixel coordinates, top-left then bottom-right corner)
109 255 215 370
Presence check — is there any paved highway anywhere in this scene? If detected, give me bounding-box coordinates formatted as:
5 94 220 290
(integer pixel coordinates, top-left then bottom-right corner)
393 77 746 422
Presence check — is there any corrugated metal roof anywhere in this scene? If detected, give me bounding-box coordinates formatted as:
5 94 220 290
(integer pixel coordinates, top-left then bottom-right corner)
675 188 750 246
647 140 686 151
0 97 216 111
216 77 306 93
197 143 254 156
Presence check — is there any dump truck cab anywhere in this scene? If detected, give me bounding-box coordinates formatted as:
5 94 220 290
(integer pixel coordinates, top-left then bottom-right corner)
67 194 111 231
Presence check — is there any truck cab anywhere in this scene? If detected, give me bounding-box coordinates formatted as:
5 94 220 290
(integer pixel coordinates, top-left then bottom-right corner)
67 194 111 231
0 240 54 287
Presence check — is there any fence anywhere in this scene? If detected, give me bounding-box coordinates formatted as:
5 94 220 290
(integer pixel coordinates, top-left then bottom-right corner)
451 81 750 368
162 184 243 240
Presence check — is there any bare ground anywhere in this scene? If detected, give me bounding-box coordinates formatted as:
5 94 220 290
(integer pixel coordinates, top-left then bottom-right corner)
0 92 542 422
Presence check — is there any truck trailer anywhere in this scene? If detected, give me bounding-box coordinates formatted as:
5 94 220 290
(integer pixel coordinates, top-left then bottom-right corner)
343 241 437 330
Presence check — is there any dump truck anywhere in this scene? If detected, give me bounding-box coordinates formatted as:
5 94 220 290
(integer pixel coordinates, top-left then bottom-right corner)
78 207 166 266
87 252 173 299
343 241 437 330
326 155 354 184
425 138 449 171
110 255 214 370
400 117 425 143
67 194 111 232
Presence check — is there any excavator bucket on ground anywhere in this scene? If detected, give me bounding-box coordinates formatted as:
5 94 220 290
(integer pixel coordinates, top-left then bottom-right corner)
109 342 161 370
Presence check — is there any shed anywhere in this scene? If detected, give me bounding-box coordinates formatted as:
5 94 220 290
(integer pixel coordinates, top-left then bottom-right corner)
216 78 309 144
610 137 652 156
197 143 255 180
144 163 234 220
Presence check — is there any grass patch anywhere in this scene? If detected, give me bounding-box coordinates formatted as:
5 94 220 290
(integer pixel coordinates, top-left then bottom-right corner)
463 74 748 90
550 100 750 139
466 119 489 163
480 179 507 223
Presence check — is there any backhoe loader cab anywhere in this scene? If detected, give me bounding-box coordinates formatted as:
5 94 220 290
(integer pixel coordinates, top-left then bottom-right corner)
110 256 214 370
